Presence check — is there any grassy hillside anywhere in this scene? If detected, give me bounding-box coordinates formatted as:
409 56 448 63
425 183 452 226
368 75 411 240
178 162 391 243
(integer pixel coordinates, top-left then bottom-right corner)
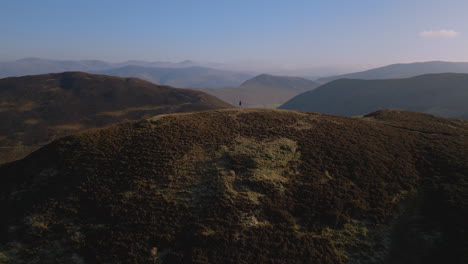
197 74 319 108
280 73 468 119
317 61 468 83
1 109 467 263
0 72 231 163
95 65 252 88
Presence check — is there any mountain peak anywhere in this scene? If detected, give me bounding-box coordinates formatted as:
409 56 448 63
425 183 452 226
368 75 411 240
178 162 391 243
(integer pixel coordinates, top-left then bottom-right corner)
178 60 195 65
240 74 281 86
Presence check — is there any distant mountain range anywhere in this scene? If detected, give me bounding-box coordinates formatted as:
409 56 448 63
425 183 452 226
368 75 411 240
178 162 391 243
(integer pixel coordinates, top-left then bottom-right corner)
0 58 199 77
0 72 231 163
94 65 252 88
197 74 319 108
280 73 468 119
317 61 468 83
5 59 468 89
0 58 252 88
0 58 114 77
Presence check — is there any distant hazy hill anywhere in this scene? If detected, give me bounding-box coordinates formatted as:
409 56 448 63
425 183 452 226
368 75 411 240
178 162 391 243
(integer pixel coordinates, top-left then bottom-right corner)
0 58 252 88
318 61 468 83
113 59 199 68
280 73 468 119
197 74 319 107
95 65 252 88
0 58 116 78
1 109 467 263
0 72 231 163
0 58 211 78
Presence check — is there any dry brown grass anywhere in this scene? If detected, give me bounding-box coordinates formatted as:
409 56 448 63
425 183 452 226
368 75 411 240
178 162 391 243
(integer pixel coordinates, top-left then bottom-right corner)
48 123 84 131
17 101 37 112
23 119 42 125
96 104 188 117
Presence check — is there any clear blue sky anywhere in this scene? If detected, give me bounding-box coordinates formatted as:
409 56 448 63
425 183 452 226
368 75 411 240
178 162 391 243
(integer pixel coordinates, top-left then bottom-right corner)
2 0 468 69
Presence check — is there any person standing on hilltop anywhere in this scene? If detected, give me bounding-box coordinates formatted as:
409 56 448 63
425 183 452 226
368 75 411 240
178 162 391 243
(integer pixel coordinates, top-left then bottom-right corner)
239 100 242 108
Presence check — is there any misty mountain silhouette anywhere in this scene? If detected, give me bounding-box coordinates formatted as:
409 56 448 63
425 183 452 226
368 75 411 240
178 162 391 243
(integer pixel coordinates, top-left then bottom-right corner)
318 61 468 83
281 73 468 119
94 65 252 88
197 74 319 107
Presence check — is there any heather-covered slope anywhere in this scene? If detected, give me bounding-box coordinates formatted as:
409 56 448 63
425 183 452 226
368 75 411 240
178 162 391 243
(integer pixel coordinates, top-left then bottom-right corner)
0 72 231 163
1 109 467 263
197 74 319 108
280 73 468 119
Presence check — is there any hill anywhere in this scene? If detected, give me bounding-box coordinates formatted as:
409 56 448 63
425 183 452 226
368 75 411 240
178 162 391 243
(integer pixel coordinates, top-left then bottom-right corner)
95 65 252 88
317 61 468 83
280 73 468 119
0 72 231 163
0 58 202 79
1 109 467 263
0 58 115 78
197 74 319 108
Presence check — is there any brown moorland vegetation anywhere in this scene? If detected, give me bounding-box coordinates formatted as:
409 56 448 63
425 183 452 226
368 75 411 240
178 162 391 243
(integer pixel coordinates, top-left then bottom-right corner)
0 109 467 263
0 72 231 163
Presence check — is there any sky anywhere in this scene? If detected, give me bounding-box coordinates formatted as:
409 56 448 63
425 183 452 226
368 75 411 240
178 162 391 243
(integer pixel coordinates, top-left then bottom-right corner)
2 0 468 73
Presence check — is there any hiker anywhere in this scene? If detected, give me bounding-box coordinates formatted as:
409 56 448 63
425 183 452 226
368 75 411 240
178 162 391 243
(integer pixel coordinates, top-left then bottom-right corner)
239 100 242 108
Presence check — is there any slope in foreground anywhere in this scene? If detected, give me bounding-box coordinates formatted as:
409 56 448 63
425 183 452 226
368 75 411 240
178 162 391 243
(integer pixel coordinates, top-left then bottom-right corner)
1 109 467 263
0 72 231 163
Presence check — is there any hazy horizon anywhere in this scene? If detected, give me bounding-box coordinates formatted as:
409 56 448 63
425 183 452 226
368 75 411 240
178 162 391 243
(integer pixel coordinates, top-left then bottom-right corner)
2 0 468 75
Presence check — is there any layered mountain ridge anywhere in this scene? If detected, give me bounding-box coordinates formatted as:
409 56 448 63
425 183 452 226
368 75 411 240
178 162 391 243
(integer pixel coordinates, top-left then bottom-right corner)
197 74 319 108
318 61 468 83
280 73 468 119
94 65 252 88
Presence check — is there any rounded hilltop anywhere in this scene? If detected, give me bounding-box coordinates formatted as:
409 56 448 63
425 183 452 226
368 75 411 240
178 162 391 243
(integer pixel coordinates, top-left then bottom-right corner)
1 109 467 263
0 71 232 163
